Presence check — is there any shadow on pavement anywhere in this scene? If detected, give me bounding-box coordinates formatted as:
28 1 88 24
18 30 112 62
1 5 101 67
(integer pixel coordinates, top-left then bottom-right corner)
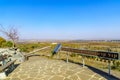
62 59 120 80
6 64 20 76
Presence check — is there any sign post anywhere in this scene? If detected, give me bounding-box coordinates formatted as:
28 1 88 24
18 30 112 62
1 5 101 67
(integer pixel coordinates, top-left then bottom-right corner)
57 51 60 59
108 59 111 75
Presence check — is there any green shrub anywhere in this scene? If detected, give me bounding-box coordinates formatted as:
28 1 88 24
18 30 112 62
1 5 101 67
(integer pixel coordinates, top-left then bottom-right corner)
0 37 6 47
6 41 13 47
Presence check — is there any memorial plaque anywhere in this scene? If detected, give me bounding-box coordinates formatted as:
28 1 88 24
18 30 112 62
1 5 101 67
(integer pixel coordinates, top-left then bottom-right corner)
61 47 120 60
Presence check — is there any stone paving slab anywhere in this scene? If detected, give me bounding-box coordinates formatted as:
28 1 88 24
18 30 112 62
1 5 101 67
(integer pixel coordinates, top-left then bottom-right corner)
5 56 119 80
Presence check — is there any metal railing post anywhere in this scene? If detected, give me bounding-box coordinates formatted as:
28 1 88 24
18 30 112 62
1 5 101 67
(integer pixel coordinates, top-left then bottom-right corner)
66 52 69 63
57 51 60 59
108 59 111 75
82 56 85 67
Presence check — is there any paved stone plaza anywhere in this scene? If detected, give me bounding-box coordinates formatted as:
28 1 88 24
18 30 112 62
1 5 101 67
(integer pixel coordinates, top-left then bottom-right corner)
5 56 119 80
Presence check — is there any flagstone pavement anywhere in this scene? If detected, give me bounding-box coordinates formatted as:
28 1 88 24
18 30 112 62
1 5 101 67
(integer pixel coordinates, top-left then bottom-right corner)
5 56 119 80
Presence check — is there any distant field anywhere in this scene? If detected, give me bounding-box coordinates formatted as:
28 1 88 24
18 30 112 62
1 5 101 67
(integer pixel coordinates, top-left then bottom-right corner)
62 42 120 52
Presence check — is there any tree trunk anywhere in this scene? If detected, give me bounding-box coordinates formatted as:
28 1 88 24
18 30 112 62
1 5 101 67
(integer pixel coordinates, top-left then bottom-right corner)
12 40 16 48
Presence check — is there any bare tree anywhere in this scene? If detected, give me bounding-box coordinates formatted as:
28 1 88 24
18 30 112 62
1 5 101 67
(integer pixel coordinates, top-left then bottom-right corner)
0 24 19 48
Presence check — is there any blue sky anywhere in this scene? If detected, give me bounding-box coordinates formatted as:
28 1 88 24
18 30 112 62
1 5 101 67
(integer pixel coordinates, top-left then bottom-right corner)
0 0 120 40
